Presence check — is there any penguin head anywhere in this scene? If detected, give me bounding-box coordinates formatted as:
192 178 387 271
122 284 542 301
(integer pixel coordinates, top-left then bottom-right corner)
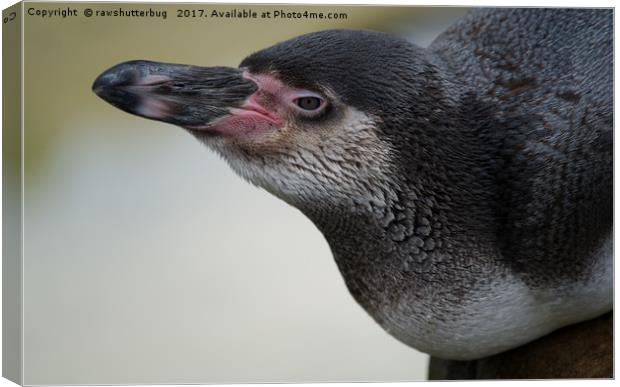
93 30 430 210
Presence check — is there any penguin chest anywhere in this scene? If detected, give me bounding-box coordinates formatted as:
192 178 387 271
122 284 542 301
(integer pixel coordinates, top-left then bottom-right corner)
370 277 545 359
370 259 612 360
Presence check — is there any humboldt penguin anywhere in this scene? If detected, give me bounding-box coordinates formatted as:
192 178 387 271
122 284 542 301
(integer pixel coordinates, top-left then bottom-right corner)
92 8 613 360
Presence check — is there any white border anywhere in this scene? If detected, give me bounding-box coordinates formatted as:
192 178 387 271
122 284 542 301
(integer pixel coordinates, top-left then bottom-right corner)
0 1 616 387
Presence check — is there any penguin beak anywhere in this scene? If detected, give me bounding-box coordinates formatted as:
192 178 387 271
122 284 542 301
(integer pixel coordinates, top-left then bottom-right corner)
92 60 258 129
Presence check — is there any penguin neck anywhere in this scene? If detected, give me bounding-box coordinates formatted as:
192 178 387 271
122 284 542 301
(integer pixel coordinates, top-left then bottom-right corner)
300 79 504 296
305 164 499 264
302 157 501 316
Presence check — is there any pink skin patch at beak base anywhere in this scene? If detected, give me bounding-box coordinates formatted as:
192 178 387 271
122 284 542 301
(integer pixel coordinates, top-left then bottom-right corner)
187 78 284 137
204 95 283 137
188 72 305 138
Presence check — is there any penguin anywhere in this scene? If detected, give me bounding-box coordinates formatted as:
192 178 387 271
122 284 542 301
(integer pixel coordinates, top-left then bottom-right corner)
92 8 612 361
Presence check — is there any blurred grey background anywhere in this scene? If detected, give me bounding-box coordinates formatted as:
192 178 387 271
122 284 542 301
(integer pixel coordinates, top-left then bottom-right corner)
21 4 467 384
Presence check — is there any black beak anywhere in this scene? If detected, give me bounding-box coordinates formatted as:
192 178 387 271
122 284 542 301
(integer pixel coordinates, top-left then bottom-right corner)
92 60 257 128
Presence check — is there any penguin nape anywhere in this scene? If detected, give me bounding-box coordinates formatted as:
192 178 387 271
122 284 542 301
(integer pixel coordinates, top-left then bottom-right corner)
93 8 612 362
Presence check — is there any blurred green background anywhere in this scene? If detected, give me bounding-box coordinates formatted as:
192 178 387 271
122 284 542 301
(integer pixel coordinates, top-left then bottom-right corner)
20 3 467 384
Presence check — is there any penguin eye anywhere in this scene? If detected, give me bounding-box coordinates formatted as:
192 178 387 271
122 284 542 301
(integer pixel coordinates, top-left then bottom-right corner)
295 96 323 111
